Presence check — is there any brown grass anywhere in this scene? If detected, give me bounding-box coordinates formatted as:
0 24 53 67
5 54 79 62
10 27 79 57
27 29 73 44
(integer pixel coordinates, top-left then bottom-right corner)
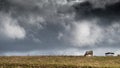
0 56 120 68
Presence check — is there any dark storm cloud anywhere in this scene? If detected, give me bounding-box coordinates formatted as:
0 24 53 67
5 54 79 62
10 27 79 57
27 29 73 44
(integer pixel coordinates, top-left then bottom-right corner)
87 0 120 8
73 0 120 23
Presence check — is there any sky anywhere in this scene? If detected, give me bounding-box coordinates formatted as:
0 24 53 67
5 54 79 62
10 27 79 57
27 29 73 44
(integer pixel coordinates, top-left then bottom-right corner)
0 0 120 56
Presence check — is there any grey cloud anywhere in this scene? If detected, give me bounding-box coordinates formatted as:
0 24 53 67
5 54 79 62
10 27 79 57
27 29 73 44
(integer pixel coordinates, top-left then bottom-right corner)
0 0 120 56
60 0 120 47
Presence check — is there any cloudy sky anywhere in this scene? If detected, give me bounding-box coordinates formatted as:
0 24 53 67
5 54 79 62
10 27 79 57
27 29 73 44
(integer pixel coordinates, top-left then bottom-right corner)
0 0 120 56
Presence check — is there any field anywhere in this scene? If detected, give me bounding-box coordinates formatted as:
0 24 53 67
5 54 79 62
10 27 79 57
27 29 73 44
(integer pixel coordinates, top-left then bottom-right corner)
0 56 120 68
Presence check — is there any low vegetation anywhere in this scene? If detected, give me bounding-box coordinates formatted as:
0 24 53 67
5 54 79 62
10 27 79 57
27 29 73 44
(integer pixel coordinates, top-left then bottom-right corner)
0 56 120 68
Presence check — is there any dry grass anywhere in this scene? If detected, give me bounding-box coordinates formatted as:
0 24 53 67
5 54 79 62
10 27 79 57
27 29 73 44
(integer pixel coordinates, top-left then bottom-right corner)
0 56 120 68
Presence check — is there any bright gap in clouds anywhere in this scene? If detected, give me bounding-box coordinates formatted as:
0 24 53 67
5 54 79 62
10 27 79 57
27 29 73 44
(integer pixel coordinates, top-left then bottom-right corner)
3 22 26 39
0 13 26 40
69 20 103 46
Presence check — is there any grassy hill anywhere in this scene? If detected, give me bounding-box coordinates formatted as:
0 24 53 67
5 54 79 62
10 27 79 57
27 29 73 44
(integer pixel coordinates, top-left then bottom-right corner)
0 56 120 68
